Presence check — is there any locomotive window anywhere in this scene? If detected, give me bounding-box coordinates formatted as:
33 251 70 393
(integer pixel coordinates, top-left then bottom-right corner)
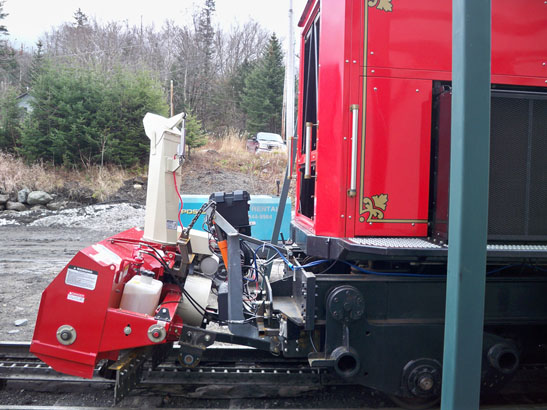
301 15 320 155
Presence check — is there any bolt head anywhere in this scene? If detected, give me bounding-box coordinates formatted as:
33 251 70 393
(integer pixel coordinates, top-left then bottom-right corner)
60 331 71 341
418 374 434 391
153 331 160 338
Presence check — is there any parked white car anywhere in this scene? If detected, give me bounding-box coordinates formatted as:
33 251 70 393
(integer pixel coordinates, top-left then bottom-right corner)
247 132 287 153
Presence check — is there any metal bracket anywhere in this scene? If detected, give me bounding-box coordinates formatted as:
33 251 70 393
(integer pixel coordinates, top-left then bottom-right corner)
309 285 364 378
109 347 151 403
178 326 216 367
154 307 171 322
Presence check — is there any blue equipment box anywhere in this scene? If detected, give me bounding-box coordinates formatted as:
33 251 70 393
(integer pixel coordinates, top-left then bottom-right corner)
180 195 291 241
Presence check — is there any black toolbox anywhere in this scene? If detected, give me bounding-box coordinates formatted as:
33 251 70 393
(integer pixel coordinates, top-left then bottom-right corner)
210 190 251 236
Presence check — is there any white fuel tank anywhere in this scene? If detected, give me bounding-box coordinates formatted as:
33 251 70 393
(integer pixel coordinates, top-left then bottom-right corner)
119 274 163 316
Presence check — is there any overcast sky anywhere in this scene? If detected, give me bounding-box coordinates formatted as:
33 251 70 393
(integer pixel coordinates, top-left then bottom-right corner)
4 0 308 50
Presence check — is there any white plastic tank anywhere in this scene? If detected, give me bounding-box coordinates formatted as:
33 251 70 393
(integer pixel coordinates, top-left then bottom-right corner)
119 271 163 316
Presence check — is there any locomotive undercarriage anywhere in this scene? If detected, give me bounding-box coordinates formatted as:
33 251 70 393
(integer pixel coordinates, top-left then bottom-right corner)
126 211 545 408
287 224 547 404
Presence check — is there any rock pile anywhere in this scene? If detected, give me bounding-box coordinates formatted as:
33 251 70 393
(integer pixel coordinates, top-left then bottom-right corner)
0 188 68 213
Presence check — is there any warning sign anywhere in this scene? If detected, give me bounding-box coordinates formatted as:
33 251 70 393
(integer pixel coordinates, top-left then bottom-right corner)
67 291 85 303
65 265 98 290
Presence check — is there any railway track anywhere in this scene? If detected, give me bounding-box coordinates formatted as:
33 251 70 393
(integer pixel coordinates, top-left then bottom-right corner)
0 342 338 405
1 342 547 409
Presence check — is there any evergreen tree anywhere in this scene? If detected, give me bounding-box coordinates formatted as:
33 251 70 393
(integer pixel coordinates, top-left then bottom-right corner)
241 34 285 135
0 2 22 150
0 86 23 151
73 8 89 28
0 0 7 35
197 0 215 71
0 0 18 85
184 112 207 158
208 58 256 134
194 0 216 123
20 62 168 167
22 40 44 89
231 59 256 110
102 69 169 166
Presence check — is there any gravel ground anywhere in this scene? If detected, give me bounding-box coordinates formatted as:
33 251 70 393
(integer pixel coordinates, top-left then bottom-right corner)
0 381 396 409
0 203 146 341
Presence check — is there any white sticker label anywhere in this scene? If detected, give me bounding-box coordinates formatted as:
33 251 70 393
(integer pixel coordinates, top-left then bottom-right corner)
166 219 178 230
65 265 98 290
67 291 85 303
90 244 122 265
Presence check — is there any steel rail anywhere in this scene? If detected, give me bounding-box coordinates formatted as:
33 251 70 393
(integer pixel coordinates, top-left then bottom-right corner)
1 342 547 409
0 342 325 386
2 342 547 382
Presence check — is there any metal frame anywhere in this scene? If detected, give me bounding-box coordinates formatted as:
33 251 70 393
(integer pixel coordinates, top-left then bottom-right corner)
442 1 491 409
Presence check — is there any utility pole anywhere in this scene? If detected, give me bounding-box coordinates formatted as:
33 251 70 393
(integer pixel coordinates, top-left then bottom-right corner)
282 72 287 139
285 0 296 177
269 0 296 250
183 66 188 108
170 80 174 117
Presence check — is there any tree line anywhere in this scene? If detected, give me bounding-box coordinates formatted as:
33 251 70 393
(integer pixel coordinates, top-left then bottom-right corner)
0 0 285 167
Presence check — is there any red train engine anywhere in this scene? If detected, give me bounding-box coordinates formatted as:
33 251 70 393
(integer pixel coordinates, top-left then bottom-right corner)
31 0 547 408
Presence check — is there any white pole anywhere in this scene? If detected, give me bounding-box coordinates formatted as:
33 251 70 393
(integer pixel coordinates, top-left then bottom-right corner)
286 0 296 176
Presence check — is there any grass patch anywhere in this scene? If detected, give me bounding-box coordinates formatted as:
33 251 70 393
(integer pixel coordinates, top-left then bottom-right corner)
1 134 291 203
204 133 288 196
0 151 132 202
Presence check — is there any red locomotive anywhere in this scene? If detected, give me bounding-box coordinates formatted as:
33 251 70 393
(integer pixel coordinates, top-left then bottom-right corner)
31 1 547 408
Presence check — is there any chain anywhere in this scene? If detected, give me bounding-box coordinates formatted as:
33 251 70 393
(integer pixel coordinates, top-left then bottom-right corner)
184 201 215 234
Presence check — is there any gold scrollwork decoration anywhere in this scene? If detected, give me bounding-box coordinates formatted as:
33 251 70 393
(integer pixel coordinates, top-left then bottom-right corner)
362 194 388 223
368 0 393 12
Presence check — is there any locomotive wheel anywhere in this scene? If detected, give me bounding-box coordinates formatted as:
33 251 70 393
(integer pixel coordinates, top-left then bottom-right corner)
388 395 440 410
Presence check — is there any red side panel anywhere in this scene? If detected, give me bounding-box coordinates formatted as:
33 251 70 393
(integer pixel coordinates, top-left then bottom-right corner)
294 0 547 240
31 228 181 378
366 1 452 73
31 249 120 378
491 0 547 78
353 77 432 236
366 0 547 79
313 0 353 237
